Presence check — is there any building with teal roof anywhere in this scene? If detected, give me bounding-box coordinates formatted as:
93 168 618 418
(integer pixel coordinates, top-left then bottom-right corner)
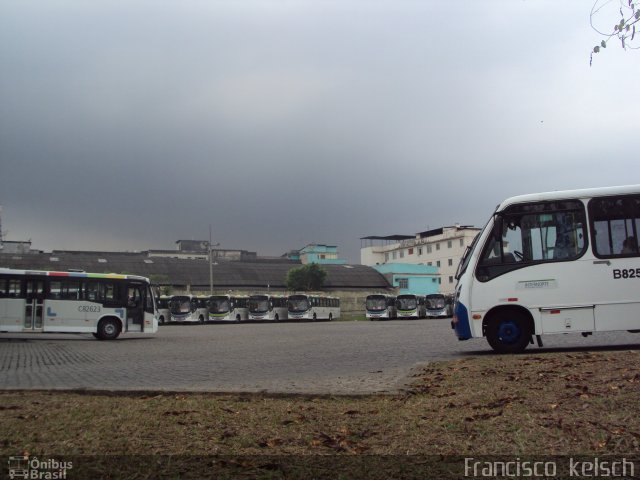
373 263 440 295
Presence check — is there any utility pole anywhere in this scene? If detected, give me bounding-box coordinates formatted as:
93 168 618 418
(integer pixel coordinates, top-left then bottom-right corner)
209 225 213 296
208 225 219 296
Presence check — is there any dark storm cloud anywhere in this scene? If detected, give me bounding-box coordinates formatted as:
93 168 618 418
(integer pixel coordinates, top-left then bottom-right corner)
1 1 639 263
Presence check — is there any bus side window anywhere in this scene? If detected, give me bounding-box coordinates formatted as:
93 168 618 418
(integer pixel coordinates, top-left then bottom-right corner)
0 278 18 298
589 195 640 258
128 287 140 308
82 282 99 302
49 281 62 300
62 281 80 300
144 286 154 313
101 282 116 301
7 279 21 298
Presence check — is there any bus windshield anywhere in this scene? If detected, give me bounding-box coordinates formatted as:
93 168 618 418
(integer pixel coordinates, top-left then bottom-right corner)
426 294 445 309
208 296 230 313
170 296 191 314
366 295 386 311
288 295 310 313
249 296 269 313
396 296 417 310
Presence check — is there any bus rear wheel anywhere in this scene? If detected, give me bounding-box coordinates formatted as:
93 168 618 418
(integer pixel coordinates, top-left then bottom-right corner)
486 310 531 354
96 318 121 340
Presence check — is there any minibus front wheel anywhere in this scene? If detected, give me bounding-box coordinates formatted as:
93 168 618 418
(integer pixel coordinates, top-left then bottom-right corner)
485 309 532 354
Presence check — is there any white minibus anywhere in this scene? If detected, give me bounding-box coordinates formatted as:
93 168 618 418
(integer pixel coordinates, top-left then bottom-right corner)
207 295 249 322
453 185 640 353
396 294 426 319
157 295 171 324
248 294 288 321
288 294 340 321
0 268 158 340
365 294 397 320
425 294 448 318
169 295 208 323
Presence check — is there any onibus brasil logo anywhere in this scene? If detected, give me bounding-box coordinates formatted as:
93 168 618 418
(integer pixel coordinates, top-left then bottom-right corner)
7 454 73 479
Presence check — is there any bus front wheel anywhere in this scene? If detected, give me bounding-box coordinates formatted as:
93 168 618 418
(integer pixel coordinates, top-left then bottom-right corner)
486 310 531 354
96 318 121 340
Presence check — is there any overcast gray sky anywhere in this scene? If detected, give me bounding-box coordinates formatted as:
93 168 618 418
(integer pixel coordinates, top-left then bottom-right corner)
1 0 638 264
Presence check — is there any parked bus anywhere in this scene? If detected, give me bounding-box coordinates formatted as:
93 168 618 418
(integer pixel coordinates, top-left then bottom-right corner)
395 294 426 319
288 294 340 321
169 295 208 323
452 185 640 353
157 295 171 324
425 294 448 318
365 294 396 320
444 294 455 317
248 294 288 321
207 295 249 322
0 268 158 340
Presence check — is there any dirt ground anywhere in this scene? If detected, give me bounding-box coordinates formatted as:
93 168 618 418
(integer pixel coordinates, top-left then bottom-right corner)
2 349 639 478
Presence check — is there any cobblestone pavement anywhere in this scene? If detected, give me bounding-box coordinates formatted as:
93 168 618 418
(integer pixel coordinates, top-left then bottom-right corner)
1 320 637 394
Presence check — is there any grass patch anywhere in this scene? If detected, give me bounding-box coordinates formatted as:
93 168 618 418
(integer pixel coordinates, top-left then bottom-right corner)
2 350 640 477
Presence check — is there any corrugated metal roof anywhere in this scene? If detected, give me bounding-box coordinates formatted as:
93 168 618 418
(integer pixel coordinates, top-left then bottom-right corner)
0 253 390 289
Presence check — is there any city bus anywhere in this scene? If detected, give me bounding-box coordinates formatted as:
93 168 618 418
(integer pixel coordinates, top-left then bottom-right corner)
365 294 396 320
207 295 249 322
0 268 158 340
168 294 208 323
452 185 640 353
248 294 288 321
425 293 448 318
288 294 340 321
157 295 171 324
395 294 426 319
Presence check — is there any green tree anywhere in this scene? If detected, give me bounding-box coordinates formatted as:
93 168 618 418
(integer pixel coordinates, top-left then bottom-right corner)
148 274 171 296
286 264 327 291
590 0 640 64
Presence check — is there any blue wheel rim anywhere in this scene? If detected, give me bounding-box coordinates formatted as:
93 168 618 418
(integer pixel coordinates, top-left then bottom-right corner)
497 320 521 344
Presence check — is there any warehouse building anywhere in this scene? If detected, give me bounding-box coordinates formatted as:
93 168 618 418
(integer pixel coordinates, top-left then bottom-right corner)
0 250 393 315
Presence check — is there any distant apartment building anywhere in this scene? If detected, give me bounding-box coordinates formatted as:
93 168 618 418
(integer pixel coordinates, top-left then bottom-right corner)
0 240 39 255
360 225 480 294
285 244 347 265
147 240 258 262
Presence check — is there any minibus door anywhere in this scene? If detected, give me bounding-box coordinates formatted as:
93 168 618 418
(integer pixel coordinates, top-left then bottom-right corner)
24 279 45 331
126 284 144 332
